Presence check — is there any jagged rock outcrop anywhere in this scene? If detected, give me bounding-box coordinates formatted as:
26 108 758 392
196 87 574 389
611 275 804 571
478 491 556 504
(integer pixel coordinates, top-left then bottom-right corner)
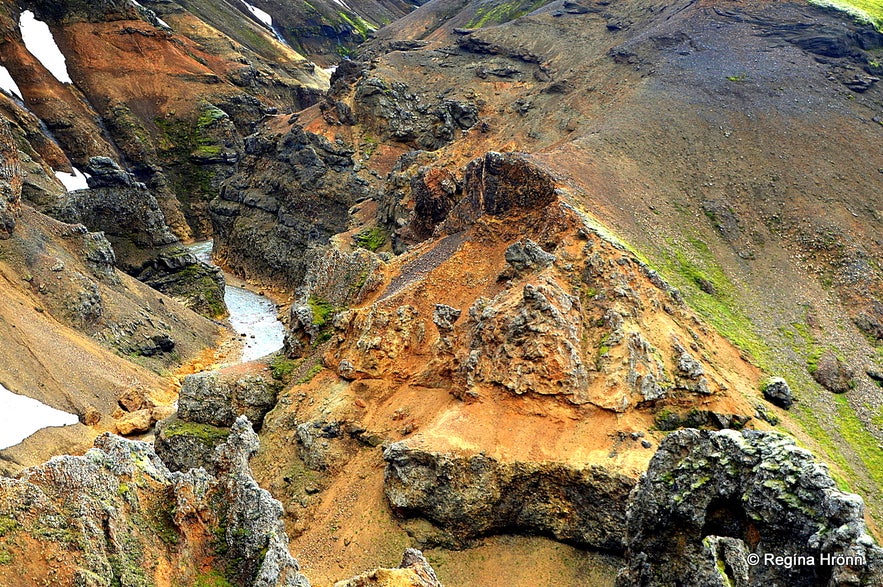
156 368 279 472
440 152 559 233
51 157 176 267
352 76 478 150
383 441 634 550
285 246 385 356
326 154 746 416
44 157 227 316
211 122 370 288
335 549 443 587
617 429 883 587
0 418 308 587
457 279 590 403
135 248 227 318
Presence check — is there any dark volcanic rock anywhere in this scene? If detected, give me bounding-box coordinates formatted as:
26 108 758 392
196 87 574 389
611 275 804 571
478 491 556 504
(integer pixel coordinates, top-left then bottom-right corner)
353 76 478 150
761 376 794 409
51 157 178 271
136 248 227 318
410 166 461 240
504 238 556 272
210 123 369 289
449 152 559 227
383 442 634 550
84 156 144 189
617 429 883 587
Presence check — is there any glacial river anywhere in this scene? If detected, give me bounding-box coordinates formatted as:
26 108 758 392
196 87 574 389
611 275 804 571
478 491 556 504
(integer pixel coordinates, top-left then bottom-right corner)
0 242 285 451
188 240 286 362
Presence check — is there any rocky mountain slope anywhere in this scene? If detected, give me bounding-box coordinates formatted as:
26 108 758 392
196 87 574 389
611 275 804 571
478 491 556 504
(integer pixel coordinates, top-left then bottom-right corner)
0 0 881 586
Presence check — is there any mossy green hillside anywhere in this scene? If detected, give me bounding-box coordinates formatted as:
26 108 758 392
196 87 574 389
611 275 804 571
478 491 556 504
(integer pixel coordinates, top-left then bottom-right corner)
467 0 553 28
656 237 768 363
353 227 387 252
809 0 883 30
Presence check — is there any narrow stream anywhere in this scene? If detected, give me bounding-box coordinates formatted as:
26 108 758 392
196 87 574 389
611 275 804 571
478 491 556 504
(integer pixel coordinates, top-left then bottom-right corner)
188 240 286 362
0 242 284 452
0 383 79 450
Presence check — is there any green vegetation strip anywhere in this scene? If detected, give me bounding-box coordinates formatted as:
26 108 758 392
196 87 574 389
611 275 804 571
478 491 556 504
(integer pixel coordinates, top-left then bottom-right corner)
833 395 883 489
162 420 230 443
809 0 883 30
467 0 552 28
657 237 768 362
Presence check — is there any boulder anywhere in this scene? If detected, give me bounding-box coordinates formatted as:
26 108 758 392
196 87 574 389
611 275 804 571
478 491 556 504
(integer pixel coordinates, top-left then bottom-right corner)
177 370 278 429
761 377 793 409
812 351 855 394
504 238 556 272
114 408 152 435
617 429 883 587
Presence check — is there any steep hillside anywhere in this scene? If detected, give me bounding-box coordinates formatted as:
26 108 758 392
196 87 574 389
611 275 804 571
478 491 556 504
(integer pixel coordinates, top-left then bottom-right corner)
0 0 881 586
197 0 883 582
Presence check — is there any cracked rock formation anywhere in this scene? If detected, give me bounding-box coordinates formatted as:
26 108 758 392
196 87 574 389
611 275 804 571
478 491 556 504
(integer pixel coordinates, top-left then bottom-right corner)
616 429 883 587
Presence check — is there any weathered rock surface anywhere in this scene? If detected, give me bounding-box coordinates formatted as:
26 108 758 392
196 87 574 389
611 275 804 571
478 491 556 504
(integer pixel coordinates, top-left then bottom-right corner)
156 368 281 472
383 442 634 550
0 120 21 239
457 280 590 403
617 429 883 587
178 370 279 429
135 247 227 317
334 549 443 587
211 122 370 289
352 76 478 150
154 415 231 474
812 351 855 394
762 377 794 409
51 157 177 268
441 152 559 233
0 418 308 587
285 246 385 356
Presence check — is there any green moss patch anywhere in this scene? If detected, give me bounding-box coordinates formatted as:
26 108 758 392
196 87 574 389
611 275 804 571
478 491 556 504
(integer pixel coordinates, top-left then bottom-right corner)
297 362 324 384
308 296 335 328
0 516 18 538
353 227 387 252
467 0 552 28
833 395 883 489
162 420 230 444
270 356 300 381
192 569 234 587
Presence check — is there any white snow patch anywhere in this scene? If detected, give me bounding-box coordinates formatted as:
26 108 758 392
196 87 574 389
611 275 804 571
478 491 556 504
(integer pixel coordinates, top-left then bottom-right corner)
332 0 354 10
0 383 79 450
239 0 273 28
324 65 338 76
0 66 22 99
19 10 73 84
131 0 172 29
54 167 90 191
